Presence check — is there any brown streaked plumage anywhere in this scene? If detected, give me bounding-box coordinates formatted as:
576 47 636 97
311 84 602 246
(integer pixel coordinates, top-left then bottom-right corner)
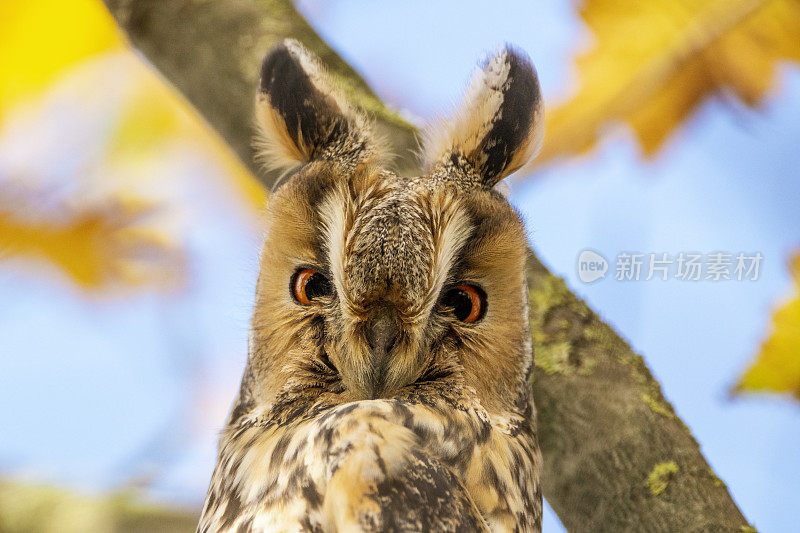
199 39 544 532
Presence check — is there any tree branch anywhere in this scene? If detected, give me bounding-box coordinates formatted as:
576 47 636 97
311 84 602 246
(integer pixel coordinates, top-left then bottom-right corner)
526 255 749 530
101 0 417 184
101 0 752 530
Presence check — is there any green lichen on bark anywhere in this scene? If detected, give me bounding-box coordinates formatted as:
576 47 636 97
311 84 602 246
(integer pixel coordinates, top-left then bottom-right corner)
527 261 597 376
642 392 676 418
647 461 679 495
709 466 728 488
525 254 748 530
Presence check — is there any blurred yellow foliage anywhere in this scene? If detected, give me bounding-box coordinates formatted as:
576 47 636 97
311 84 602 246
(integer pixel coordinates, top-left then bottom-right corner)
0 1 265 292
536 0 800 165
736 252 800 400
0 197 183 289
0 480 195 533
0 0 123 123
106 71 267 213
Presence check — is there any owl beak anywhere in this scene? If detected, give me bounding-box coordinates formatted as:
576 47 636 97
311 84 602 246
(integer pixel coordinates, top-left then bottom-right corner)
364 313 400 399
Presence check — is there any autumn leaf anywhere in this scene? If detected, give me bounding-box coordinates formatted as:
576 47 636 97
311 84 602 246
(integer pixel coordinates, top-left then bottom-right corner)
0 51 187 292
105 67 267 214
735 251 800 400
0 196 184 290
532 0 800 167
0 1 266 292
0 51 265 292
0 0 124 123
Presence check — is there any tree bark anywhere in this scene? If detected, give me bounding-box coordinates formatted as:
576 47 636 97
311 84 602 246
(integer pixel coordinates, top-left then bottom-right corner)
100 0 417 184
526 255 751 531
101 0 754 530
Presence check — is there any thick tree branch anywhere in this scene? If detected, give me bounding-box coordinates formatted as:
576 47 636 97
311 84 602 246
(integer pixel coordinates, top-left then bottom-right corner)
526 255 750 531
102 0 417 183
101 0 752 530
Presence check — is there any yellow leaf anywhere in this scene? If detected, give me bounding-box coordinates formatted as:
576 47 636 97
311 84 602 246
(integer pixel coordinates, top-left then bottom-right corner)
105 61 268 214
736 252 800 400
0 197 184 290
0 50 266 292
0 0 124 122
534 0 800 166
0 2 267 293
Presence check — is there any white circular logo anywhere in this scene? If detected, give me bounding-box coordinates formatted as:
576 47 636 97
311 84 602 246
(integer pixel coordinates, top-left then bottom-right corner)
577 249 608 283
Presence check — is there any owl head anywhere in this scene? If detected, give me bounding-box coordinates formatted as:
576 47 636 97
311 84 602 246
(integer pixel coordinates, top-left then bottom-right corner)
238 40 543 421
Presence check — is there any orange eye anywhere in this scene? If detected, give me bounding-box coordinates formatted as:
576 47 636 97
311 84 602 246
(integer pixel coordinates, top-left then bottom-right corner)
442 284 485 323
292 268 333 304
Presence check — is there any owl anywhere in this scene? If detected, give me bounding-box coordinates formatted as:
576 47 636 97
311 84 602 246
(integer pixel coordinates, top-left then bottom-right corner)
198 39 544 532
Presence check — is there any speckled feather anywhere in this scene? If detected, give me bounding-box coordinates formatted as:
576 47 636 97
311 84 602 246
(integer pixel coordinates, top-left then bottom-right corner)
199 40 544 532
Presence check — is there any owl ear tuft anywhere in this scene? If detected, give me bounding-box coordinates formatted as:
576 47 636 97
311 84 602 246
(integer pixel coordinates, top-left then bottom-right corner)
255 39 376 172
421 45 544 188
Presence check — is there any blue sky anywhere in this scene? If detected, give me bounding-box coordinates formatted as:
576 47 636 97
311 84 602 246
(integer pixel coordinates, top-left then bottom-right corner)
1 1 798 531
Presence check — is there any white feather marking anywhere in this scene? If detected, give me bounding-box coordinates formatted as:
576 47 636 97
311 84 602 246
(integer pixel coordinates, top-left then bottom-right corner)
421 52 510 172
420 46 545 183
318 186 352 312
254 92 309 172
422 196 472 318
